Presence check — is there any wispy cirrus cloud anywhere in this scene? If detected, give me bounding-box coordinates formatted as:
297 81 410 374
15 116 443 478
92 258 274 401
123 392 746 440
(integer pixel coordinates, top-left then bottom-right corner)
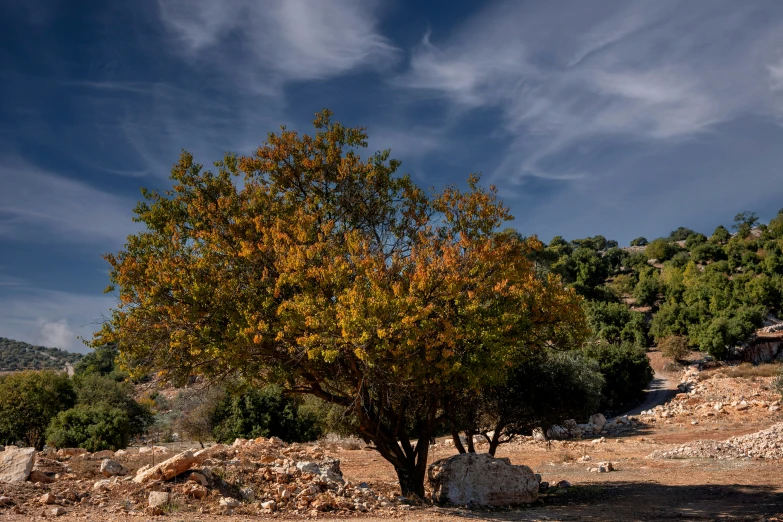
398 0 783 182
157 0 399 85
0 160 138 244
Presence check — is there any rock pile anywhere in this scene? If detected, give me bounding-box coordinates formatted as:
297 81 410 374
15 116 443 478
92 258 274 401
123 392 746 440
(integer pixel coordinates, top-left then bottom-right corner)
649 423 783 460
1 437 408 517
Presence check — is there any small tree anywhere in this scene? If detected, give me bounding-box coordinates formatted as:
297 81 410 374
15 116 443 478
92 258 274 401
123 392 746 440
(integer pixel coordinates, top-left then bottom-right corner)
657 335 689 361
630 237 649 247
451 351 604 455
645 239 678 261
710 225 731 244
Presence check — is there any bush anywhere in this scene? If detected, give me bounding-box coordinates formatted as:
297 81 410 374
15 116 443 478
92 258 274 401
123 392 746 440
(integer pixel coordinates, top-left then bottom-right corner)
585 343 654 412
775 367 783 399
630 237 648 247
685 233 708 249
73 374 153 437
0 370 76 449
212 385 322 444
645 239 679 261
46 404 131 451
633 269 661 307
658 335 689 361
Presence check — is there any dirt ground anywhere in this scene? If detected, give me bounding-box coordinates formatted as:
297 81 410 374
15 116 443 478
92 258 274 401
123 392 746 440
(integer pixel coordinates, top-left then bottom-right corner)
3 357 783 521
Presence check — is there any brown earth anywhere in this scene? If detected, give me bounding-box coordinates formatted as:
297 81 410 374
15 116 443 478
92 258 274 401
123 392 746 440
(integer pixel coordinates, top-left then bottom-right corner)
2 360 782 521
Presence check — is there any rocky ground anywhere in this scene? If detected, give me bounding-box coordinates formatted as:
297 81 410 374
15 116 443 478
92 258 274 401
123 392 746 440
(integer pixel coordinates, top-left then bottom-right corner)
1 357 782 521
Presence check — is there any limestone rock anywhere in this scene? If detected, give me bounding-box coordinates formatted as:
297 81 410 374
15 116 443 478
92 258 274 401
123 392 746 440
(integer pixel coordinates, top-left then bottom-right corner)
219 496 241 508
134 450 198 483
50 507 66 517
40 492 57 505
100 459 127 478
187 472 208 486
0 446 35 483
428 453 539 507
148 491 170 508
589 413 606 431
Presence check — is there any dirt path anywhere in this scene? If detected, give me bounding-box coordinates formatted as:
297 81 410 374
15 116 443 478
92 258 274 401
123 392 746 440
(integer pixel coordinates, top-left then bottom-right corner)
622 367 678 416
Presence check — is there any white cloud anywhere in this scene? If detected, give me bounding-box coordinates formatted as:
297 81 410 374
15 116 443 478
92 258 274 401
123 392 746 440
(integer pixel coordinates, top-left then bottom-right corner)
398 0 783 182
157 0 398 83
0 160 138 244
0 287 116 352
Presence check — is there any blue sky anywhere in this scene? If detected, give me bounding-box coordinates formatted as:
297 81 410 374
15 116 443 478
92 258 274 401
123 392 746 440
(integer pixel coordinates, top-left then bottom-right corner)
2 0 783 351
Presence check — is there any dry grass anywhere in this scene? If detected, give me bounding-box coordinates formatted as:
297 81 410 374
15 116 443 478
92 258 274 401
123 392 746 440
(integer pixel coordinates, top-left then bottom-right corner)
717 362 782 379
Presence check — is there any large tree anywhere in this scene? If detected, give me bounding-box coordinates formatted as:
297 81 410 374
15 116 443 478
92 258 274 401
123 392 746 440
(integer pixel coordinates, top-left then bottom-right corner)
95 111 586 496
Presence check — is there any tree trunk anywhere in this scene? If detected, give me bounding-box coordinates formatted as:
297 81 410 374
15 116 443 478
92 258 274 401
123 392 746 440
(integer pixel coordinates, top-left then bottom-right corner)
394 445 429 498
465 429 475 453
451 431 466 453
488 423 503 456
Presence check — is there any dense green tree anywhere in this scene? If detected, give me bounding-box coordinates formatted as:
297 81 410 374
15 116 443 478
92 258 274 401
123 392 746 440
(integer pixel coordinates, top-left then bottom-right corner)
630 237 649 247
584 343 654 411
0 370 76 449
711 225 731 244
583 301 648 346
685 233 708 249
669 227 696 242
733 211 759 238
634 268 661 307
645 239 679 261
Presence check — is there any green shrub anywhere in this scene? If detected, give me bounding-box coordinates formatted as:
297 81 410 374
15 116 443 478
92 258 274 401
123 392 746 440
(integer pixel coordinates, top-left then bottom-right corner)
0 370 76 449
775 367 783 399
630 237 648 247
645 239 679 261
585 343 654 412
73 374 153 437
46 404 131 451
212 385 322 443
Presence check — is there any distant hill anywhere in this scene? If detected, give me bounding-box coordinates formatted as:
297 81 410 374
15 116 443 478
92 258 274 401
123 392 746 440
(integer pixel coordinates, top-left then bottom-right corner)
0 337 82 372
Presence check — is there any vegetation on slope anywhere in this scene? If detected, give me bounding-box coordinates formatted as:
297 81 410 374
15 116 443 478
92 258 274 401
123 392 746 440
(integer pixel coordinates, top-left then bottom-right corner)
0 337 82 371
535 209 783 359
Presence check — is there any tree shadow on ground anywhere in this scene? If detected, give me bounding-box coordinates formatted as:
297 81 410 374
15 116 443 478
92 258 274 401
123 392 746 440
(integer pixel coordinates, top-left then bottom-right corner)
434 482 783 521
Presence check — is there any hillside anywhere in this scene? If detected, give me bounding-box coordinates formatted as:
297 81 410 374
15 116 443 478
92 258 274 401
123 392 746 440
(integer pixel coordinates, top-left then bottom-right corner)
534 209 783 362
0 337 82 372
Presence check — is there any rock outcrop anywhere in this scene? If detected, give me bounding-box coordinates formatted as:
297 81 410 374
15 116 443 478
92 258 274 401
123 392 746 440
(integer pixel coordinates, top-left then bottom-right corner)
428 453 539 507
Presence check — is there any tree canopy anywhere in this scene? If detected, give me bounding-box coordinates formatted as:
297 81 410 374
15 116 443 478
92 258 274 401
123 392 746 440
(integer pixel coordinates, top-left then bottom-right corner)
94 110 587 496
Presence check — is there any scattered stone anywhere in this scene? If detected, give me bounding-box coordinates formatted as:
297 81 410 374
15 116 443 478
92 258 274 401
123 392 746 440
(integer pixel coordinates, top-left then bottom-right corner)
50 507 66 517
39 492 56 505
556 480 571 489
148 491 170 509
219 496 241 508
29 470 54 483
650 422 783 460
0 446 36 483
187 472 208 486
100 459 127 478
0 496 12 506
428 453 539 506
